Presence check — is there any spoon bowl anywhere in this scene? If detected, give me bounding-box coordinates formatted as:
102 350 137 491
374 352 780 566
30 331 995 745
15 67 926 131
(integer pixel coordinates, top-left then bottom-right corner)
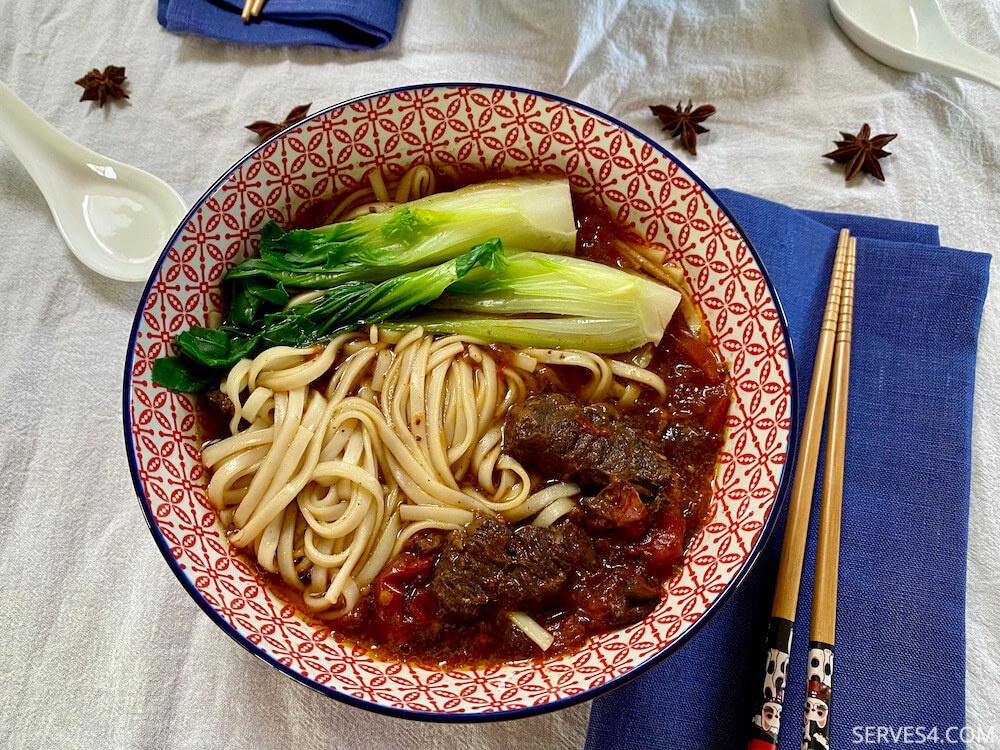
830 0 1000 91
0 80 187 282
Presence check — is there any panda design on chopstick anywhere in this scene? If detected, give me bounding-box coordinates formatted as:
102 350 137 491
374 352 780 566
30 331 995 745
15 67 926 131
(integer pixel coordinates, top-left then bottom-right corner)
802 644 834 750
756 647 786 737
748 617 793 750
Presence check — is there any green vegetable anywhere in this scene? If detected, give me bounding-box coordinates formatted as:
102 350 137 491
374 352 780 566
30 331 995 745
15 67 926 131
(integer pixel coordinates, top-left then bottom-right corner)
151 174 685 395
256 237 508 349
151 239 508 392
400 252 681 353
224 176 576 312
151 356 219 394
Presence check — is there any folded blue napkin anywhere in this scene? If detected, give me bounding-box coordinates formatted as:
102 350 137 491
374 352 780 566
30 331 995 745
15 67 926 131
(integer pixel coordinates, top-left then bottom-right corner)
157 0 403 49
586 190 991 750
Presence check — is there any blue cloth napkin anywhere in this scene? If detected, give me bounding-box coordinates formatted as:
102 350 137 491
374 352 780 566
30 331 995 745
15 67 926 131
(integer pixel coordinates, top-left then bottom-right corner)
157 0 403 49
586 190 991 750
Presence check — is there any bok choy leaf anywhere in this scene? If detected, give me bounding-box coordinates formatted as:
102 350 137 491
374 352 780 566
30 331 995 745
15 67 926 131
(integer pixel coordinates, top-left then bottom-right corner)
152 239 508 392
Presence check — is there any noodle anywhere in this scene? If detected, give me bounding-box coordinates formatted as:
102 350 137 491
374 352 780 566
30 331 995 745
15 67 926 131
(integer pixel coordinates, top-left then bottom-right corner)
203 326 671 617
322 165 437 224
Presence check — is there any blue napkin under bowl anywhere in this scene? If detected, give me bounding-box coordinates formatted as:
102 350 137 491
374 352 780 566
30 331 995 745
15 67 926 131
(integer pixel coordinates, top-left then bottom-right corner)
586 190 991 750
157 0 403 49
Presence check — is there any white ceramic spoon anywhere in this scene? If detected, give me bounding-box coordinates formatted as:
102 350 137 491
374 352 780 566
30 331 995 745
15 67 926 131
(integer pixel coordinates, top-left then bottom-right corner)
0 80 187 282
829 0 1000 91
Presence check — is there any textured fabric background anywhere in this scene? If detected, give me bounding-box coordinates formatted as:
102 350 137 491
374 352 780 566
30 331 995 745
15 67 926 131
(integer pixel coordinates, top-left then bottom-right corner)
1 1 998 748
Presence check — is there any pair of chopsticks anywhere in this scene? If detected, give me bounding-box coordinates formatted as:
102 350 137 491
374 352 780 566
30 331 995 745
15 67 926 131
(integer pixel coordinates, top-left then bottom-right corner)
241 0 266 22
747 229 856 750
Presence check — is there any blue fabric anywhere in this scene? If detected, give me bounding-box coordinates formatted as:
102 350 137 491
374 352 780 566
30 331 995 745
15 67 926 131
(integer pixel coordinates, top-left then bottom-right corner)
156 0 403 49
585 190 991 750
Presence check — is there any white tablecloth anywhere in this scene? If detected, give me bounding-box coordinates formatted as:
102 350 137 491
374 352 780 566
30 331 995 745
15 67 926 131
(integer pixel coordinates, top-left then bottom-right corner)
1 1 997 747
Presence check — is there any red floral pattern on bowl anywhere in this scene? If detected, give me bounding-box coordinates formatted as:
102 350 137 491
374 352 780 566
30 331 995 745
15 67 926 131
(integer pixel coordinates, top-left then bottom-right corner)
124 84 795 720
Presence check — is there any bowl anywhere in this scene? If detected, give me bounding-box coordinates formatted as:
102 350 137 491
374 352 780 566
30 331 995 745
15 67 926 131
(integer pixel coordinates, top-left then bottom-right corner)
124 83 795 720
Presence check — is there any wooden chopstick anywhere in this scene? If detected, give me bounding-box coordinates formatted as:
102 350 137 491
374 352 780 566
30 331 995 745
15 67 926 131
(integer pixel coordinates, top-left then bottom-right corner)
746 228 852 750
803 234 856 749
241 0 266 22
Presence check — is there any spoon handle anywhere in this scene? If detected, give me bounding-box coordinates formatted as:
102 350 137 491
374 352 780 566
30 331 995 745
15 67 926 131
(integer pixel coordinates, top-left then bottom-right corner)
942 40 1000 91
0 80 91 196
915 0 1000 90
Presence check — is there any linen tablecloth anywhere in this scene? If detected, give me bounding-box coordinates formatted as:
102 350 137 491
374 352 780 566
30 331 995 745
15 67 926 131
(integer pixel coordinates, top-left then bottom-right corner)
1 1 997 748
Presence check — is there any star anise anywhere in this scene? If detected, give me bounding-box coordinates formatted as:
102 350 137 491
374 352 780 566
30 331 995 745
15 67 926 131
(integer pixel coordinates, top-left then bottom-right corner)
245 103 312 143
650 100 716 155
822 123 897 181
75 65 129 108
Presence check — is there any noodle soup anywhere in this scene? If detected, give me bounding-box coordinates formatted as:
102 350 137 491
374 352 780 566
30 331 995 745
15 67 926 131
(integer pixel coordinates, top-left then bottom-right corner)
193 172 731 668
126 83 793 718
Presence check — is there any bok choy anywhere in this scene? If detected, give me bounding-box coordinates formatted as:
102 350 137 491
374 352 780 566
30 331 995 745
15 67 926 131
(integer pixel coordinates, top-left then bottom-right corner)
224 176 576 325
401 251 681 353
152 173 687 395
152 239 508 392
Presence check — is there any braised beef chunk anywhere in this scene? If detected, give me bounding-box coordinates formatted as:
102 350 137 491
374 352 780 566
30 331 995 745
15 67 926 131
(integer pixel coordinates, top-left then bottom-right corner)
429 519 507 621
580 478 649 532
204 389 235 419
573 565 662 628
504 393 673 496
405 530 448 558
429 518 592 622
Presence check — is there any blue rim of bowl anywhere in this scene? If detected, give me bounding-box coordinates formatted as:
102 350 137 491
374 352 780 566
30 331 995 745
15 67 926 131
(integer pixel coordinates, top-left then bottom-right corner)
123 82 799 723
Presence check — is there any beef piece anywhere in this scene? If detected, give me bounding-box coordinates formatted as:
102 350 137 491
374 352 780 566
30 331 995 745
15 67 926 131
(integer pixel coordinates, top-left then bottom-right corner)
404 530 447 558
579 478 649 533
572 564 662 629
429 518 592 622
496 523 587 608
204 389 235 419
429 519 507 621
504 393 673 496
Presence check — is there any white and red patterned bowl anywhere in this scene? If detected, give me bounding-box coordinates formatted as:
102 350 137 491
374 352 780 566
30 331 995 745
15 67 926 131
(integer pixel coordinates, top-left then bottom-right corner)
124 84 795 720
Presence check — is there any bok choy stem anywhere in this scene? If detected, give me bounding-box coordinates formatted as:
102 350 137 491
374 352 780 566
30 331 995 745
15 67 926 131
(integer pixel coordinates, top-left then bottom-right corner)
401 252 681 353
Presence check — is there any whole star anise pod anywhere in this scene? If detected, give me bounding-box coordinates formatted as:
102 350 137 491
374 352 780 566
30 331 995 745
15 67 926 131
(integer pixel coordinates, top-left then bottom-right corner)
245 103 312 143
823 123 897 181
75 65 129 108
650 100 716 155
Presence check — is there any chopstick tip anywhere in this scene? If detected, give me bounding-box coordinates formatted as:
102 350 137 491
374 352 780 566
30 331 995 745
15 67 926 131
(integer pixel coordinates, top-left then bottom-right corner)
241 0 264 22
